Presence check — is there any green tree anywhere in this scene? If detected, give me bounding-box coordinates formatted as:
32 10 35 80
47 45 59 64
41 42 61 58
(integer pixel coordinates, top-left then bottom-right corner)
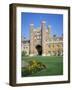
22 51 27 56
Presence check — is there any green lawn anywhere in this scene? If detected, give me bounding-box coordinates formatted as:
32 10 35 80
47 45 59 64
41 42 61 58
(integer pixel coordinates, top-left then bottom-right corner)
22 56 63 77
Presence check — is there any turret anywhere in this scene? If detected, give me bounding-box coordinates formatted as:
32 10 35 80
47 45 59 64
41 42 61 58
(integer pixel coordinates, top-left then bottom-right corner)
41 21 46 56
29 23 34 56
48 25 51 34
41 21 46 30
30 23 34 33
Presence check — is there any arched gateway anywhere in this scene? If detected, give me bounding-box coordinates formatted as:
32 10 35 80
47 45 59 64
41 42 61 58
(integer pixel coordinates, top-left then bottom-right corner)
36 45 42 55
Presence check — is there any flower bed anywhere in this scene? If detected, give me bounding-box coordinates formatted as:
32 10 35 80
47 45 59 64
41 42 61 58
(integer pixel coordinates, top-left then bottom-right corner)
22 60 46 76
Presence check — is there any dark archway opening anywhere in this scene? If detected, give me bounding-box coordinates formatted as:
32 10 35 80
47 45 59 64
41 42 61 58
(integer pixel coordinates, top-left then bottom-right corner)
36 45 42 55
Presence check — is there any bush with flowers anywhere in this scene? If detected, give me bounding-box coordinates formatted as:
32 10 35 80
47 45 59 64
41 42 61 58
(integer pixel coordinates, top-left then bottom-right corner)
22 60 46 76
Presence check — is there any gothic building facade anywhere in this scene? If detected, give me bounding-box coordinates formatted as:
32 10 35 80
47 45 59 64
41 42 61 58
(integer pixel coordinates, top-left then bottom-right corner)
22 21 63 56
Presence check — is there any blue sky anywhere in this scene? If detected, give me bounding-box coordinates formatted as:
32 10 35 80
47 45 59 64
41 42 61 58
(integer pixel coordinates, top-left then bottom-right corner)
21 12 63 39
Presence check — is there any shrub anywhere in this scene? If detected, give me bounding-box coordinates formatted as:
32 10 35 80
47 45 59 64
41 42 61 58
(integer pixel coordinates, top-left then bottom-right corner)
22 51 27 56
22 60 46 76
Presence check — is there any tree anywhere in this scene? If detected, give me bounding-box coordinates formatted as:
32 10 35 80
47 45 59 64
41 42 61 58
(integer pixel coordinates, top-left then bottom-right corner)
22 51 27 56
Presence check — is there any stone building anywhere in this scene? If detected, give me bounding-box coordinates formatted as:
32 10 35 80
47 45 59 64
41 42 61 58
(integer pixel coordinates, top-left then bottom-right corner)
21 21 63 56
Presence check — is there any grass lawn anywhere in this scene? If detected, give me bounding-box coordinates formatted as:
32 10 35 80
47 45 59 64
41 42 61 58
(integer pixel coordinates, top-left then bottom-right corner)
22 56 63 77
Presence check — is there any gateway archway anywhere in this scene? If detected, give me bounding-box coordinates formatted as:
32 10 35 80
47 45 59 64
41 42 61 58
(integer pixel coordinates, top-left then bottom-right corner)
36 45 42 55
